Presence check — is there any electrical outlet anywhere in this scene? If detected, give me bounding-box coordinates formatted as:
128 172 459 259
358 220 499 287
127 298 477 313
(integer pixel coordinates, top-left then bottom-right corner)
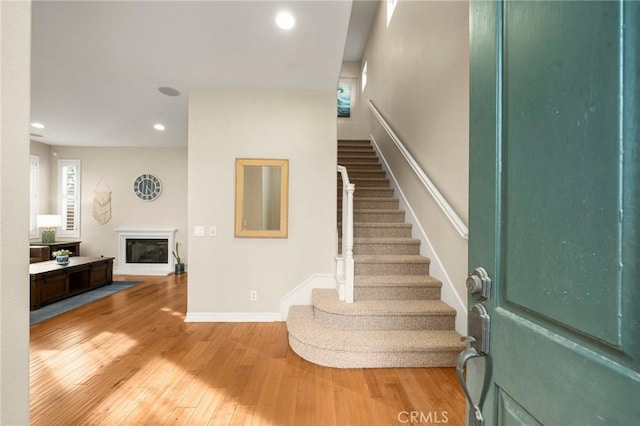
194 225 205 236
250 290 257 301
209 226 217 237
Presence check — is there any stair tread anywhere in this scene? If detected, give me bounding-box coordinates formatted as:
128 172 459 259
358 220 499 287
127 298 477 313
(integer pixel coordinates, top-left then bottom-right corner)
355 275 441 287
350 208 403 213
350 223 412 228
348 197 398 201
355 254 430 264
337 176 384 179
353 186 394 191
341 185 392 189
288 306 464 352
353 237 420 244
312 288 453 316
340 185 393 188
340 178 387 182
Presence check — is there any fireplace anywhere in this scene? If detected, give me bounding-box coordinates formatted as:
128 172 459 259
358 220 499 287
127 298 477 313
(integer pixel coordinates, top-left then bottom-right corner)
126 239 169 264
115 228 176 275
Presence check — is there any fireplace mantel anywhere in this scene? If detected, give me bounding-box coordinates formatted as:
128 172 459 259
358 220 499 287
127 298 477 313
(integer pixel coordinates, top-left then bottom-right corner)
115 228 176 275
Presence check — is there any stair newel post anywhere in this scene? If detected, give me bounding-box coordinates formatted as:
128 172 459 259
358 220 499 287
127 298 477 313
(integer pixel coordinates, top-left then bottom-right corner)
345 183 355 303
341 184 348 258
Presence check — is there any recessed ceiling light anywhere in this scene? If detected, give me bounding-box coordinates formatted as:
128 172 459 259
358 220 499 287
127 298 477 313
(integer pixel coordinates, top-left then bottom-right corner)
275 11 295 30
153 123 165 131
158 86 180 97
31 122 45 129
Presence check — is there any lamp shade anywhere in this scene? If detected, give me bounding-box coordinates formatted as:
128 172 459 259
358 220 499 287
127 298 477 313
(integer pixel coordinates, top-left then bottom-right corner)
37 214 62 228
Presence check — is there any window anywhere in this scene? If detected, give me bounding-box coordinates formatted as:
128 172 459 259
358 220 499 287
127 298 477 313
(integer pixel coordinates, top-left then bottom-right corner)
58 159 81 237
386 0 398 27
362 61 368 92
29 155 39 238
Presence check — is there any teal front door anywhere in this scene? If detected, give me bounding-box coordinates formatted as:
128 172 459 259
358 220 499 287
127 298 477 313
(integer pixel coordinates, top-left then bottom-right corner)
467 1 639 424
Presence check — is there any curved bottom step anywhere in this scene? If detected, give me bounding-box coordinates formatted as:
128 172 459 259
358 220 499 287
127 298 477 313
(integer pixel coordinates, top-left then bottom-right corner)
287 306 464 368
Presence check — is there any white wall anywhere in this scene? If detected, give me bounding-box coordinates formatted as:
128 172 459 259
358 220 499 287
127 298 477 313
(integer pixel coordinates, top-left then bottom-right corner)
49 147 188 267
361 1 470 317
0 0 31 423
30 140 52 214
337 61 369 140
187 88 336 319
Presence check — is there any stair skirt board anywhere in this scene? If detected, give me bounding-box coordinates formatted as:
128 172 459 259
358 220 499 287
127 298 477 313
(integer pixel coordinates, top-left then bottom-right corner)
287 139 463 368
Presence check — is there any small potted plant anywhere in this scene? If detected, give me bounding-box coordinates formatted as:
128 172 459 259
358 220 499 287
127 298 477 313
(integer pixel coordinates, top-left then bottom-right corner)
172 242 185 275
52 249 72 266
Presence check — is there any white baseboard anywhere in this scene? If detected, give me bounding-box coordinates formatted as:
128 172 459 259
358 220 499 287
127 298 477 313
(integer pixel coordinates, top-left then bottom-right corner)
184 274 338 323
371 135 468 335
280 273 337 320
184 312 280 322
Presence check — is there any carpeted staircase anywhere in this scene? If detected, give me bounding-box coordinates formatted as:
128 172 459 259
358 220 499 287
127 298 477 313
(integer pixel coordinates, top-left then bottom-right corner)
287 139 464 368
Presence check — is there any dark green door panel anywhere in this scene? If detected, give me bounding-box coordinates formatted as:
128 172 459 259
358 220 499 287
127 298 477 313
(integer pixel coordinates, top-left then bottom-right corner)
469 1 639 424
503 0 623 347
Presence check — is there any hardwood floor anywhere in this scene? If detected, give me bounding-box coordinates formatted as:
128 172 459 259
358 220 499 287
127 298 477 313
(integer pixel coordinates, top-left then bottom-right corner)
30 274 466 425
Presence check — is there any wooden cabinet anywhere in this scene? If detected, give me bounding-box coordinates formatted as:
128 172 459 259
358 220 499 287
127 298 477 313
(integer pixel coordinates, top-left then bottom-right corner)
29 257 113 310
30 240 81 258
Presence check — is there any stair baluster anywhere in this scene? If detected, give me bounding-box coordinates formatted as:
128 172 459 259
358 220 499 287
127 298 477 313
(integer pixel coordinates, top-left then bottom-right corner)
337 165 355 303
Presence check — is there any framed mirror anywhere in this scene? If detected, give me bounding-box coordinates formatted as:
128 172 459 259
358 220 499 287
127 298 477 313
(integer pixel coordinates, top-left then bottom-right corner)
235 158 289 238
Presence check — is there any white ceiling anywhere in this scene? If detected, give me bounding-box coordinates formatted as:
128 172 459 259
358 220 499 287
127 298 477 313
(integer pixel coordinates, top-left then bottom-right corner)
31 0 378 148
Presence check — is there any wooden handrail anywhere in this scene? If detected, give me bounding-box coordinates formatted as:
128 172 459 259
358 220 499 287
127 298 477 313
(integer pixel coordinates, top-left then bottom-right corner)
368 100 469 240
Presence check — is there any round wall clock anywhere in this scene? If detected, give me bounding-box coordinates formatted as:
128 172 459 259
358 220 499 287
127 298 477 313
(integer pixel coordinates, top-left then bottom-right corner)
134 174 162 201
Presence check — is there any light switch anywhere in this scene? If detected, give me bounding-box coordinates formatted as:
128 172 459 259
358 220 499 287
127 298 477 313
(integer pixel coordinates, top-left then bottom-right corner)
209 226 217 237
194 225 205 236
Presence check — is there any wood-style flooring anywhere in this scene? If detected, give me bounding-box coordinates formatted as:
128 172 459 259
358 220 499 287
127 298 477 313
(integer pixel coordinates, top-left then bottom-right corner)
30 274 466 425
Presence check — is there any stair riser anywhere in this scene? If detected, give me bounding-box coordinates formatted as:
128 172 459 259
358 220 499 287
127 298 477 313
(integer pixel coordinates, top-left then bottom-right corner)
338 152 377 158
338 164 381 170
314 308 454 331
352 212 405 223
352 226 413 238
289 336 459 368
355 262 429 276
353 188 394 198
341 171 386 179
338 144 374 149
336 210 404 223
338 164 383 171
338 139 371 148
338 152 376 158
352 199 399 209
337 179 389 187
337 156 379 163
353 243 420 255
354 286 441 301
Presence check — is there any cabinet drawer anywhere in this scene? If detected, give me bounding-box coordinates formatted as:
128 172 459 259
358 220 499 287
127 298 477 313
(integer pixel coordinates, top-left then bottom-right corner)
41 272 67 303
91 262 110 286
31 278 42 309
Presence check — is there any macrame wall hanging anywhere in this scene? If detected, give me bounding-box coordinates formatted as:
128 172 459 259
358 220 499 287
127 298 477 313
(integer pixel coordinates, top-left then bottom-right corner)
92 177 112 225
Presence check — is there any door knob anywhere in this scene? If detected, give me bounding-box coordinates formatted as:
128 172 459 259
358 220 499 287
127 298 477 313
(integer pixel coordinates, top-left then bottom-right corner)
467 267 491 301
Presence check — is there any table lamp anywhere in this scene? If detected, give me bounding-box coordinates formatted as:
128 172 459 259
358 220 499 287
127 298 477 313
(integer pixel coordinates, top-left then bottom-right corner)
37 214 62 243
